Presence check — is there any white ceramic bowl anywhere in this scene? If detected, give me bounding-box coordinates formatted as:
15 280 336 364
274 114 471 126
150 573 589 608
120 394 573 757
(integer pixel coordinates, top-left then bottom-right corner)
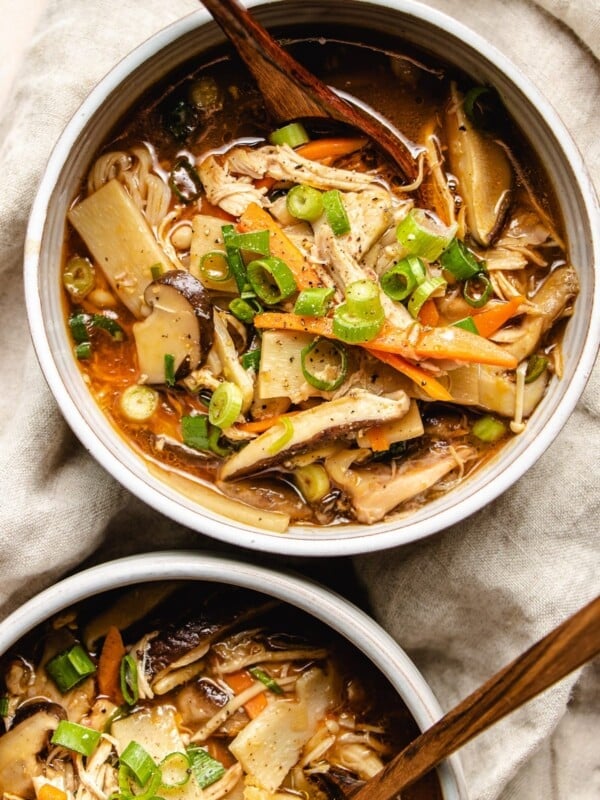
25 0 600 556
0 551 467 799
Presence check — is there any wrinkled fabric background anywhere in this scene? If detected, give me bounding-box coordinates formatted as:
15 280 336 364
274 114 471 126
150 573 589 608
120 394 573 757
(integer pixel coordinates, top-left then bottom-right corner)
0 1 598 798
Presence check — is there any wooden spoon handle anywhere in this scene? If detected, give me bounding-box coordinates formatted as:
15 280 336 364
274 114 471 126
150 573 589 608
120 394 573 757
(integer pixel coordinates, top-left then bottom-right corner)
351 594 600 800
199 0 419 179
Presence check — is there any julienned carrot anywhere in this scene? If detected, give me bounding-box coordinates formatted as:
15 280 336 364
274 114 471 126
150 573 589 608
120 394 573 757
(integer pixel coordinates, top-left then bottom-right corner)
237 203 322 290
253 312 518 369
38 786 67 800
473 295 525 338
418 298 440 327
225 670 268 718
295 137 367 162
97 625 126 705
365 425 391 452
237 411 297 434
365 348 453 402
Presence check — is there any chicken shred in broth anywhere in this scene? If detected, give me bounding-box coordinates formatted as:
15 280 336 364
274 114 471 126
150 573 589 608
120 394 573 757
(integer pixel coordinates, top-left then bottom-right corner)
61 31 578 530
0 583 442 800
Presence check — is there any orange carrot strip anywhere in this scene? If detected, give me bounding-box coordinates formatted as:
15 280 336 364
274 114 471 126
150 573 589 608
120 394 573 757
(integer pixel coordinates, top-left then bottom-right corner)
236 416 281 433
366 348 453 402
238 203 322 289
296 137 367 162
472 295 525 338
225 670 268 719
97 625 126 705
255 176 276 192
418 298 440 327
254 312 518 369
38 787 67 800
365 425 391 452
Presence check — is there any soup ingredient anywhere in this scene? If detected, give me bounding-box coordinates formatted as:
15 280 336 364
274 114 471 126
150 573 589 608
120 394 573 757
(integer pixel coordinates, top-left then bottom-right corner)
62 256 95 300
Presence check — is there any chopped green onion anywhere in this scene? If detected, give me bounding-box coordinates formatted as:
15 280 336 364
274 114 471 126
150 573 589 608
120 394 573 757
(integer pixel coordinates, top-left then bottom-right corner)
91 314 124 341
249 666 283 694
380 256 426 302
322 190 351 236
164 354 176 387
396 208 456 261
452 316 479 334
301 338 348 391
228 230 271 256
75 341 92 360
69 313 90 344
333 304 384 343
199 251 231 283
208 425 230 457
463 272 493 308
169 157 202 204
222 224 249 293
267 416 294 455
68 313 124 345
407 276 447 318
293 287 334 317
120 741 157 787
463 86 492 127
150 263 163 281
119 385 159 423
63 256 95 300
229 298 258 324
159 752 191 789
51 721 101 757
439 238 482 280
292 464 331 503
182 415 212 451
241 349 261 371
187 746 225 789
268 122 309 148
286 185 324 222
345 279 382 318
247 256 297 305
209 382 243 429
525 354 549 384
120 654 139 706
472 415 507 443
46 644 96 693
0 697 9 716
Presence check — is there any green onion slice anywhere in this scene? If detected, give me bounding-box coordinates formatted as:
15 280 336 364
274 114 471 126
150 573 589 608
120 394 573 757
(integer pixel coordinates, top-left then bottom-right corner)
228 230 271 256
345 279 382 318
322 190 351 236
181 415 212 451
159 752 191 789
208 382 243 429
452 316 479 334
63 256 95 300
472 415 507 443
249 666 283 695
247 256 297 305
199 251 231 283
0 697 9 717
69 313 90 344
46 644 96 693
292 464 330 503
286 185 324 222
120 741 157 787
525 354 549 384
187 746 225 790
293 287 334 317
380 256 426 302
463 272 493 308
91 314 125 341
169 157 202 204
51 721 101 757
150 263 163 281
120 654 139 706
396 208 456 261
332 303 384 343
119 386 159 423
241 349 261 371
268 122 309 148
221 225 249 294
407 276 447 318
267 416 294 455
164 354 176 387
301 338 348 391
463 86 492 127
439 238 482 280
75 341 92 360
229 298 258 324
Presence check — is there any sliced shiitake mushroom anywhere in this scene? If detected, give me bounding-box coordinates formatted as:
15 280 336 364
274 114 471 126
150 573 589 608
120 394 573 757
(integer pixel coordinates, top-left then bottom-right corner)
133 270 214 384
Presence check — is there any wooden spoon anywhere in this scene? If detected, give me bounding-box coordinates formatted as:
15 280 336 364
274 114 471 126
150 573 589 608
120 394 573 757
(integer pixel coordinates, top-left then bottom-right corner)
338 594 600 799
199 0 421 180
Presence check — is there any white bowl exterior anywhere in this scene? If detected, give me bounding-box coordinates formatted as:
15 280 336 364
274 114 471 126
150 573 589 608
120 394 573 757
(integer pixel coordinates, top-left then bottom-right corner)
25 0 600 556
0 551 468 800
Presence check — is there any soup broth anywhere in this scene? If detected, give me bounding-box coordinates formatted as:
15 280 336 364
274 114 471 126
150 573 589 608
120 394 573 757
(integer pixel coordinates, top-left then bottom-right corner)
62 29 578 530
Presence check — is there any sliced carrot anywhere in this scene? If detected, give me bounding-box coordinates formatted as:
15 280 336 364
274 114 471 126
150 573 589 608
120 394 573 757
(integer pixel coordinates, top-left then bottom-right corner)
237 203 323 289
472 295 525 338
225 670 268 719
255 176 276 192
366 348 453 402
38 786 68 800
296 137 367 162
199 197 234 222
365 425 391 452
253 312 518 369
418 298 440 327
97 625 126 705
236 416 282 433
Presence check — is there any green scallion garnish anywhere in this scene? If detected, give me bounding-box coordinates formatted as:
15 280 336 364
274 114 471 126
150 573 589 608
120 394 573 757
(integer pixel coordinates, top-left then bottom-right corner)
293 287 334 317
0 697 9 716
208 382 243 429
452 316 479 334
407 276 447 319
380 256 426 302
267 416 294 455
241 349 261 371
164 353 176 387
268 122 310 148
228 230 271 256
247 256 297 305
63 256 95 300
229 297 258 324
221 224 249 293
249 666 284 694
472 415 507 443
463 272 493 308
51 720 101 756
46 644 96 693
439 238 482 280
525 354 549 384
286 184 324 222
395 208 456 261
120 741 157 786
301 338 348 391
119 654 139 706
159 752 191 789
187 745 226 789
322 190 351 236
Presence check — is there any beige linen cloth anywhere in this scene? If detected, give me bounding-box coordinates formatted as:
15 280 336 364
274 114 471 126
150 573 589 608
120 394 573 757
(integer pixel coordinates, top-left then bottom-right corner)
0 1 598 798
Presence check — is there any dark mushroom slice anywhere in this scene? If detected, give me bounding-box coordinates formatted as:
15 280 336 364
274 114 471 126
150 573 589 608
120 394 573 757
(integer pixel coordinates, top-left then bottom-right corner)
132 270 214 384
0 702 66 798
218 389 410 481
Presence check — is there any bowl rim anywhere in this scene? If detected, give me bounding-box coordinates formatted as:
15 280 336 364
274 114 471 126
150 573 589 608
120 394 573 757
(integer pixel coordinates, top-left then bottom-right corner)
24 0 600 556
0 550 467 799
